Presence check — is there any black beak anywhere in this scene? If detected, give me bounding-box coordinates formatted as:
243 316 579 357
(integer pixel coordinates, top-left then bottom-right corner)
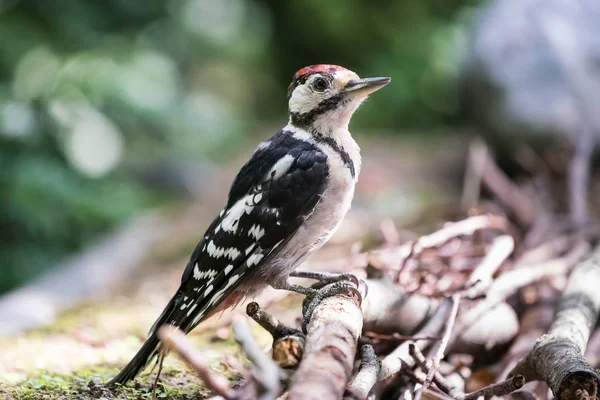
344 77 391 95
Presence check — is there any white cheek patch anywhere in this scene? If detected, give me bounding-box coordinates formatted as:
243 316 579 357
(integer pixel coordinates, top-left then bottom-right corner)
289 83 323 115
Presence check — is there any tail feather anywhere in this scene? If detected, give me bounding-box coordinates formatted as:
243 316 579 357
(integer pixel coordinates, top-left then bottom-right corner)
108 333 162 386
109 293 181 386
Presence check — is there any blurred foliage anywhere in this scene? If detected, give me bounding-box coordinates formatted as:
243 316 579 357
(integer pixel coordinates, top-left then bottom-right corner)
0 0 479 293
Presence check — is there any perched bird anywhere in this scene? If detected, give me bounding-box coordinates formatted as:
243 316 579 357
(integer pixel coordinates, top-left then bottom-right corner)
109 64 390 386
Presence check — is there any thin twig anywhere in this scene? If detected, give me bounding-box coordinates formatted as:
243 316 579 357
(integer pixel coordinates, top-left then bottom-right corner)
408 343 460 397
414 294 461 400
463 235 514 298
379 297 454 383
232 318 283 400
246 302 304 369
473 140 538 226
158 326 235 399
459 375 525 400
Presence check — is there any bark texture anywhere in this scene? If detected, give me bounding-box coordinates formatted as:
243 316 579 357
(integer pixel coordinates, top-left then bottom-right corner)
287 288 363 400
511 247 600 400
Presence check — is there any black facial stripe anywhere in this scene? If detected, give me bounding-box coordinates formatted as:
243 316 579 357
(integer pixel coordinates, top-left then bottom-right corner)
289 93 347 128
311 129 355 179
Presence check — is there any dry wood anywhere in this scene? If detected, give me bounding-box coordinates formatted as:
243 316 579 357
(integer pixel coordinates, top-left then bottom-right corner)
344 344 382 400
451 240 590 348
361 277 436 335
414 294 460 400
463 234 514 298
158 326 236 399
246 302 305 369
471 140 538 226
379 297 455 382
286 285 363 400
510 246 600 400
459 375 525 400
409 343 460 397
232 318 284 400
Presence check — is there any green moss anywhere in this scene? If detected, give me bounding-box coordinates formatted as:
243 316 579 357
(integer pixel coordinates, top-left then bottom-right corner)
3 366 215 400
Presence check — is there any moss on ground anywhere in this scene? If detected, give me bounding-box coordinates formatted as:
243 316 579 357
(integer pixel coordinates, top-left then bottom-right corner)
1 366 211 400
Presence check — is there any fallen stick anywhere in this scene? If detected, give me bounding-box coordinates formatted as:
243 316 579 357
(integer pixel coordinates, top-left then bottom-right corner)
379 297 455 382
472 139 538 226
158 326 235 399
361 277 436 335
409 343 460 397
310 214 507 275
459 375 525 400
509 246 600 400
345 344 381 400
414 294 461 400
450 240 589 348
232 318 284 400
246 302 305 369
345 298 456 399
286 285 363 400
463 235 514 298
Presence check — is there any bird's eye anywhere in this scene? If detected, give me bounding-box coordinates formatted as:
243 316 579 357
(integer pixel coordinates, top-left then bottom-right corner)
312 77 329 92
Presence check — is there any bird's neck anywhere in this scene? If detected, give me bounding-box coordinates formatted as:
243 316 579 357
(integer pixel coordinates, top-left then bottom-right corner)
285 123 362 179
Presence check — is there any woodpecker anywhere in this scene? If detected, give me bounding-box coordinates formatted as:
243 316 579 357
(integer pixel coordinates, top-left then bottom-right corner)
109 64 391 386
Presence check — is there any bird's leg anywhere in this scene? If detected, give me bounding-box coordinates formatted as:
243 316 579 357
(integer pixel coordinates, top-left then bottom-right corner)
270 279 319 297
271 272 363 333
569 129 595 227
151 352 165 400
289 270 363 288
301 281 362 334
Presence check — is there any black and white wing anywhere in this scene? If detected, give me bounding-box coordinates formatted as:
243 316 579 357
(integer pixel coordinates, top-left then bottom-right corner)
108 129 329 386
154 129 329 334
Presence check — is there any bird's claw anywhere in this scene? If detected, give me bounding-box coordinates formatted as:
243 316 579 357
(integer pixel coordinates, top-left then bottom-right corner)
301 281 363 334
290 271 368 296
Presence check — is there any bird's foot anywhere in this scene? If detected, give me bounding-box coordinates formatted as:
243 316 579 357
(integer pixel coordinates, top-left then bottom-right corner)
289 270 367 295
271 271 365 333
300 280 363 334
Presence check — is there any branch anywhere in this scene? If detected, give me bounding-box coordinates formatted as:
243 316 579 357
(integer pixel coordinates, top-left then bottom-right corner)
158 326 236 399
246 302 305 369
409 343 460 398
459 375 525 400
345 344 382 400
379 297 455 382
472 140 538 226
232 318 284 400
286 285 363 400
451 240 589 347
509 246 600 400
463 235 514 298
414 294 461 400
361 277 436 335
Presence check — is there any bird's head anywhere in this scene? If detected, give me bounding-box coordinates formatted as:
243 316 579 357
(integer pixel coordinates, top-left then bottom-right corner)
287 64 390 133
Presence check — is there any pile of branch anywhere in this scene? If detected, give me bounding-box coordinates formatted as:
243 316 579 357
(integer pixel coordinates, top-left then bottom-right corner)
153 141 600 400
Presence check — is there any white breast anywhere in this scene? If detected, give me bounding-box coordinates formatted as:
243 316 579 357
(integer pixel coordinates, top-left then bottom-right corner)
254 126 361 286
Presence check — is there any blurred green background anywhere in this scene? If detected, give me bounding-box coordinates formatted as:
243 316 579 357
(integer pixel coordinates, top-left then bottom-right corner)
0 0 480 294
